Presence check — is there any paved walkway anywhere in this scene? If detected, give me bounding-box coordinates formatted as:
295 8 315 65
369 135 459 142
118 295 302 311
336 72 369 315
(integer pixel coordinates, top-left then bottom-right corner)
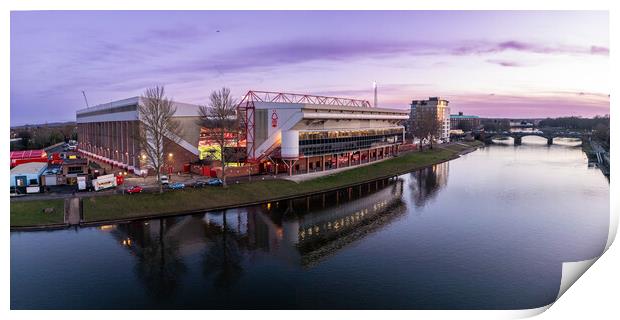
64 197 81 226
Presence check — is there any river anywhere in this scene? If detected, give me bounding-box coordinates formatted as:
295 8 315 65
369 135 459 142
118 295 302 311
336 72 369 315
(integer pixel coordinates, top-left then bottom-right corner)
10 137 610 309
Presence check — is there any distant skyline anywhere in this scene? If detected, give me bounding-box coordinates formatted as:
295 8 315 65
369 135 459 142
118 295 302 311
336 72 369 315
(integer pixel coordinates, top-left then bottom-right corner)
10 11 609 125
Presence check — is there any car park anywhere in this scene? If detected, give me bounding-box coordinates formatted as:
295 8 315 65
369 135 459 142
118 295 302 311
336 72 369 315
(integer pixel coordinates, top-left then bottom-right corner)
168 182 185 190
207 178 223 186
126 185 143 194
193 180 208 188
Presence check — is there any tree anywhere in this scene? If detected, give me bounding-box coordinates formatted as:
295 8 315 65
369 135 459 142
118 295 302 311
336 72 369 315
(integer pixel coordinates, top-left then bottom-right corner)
136 86 182 193
197 87 239 187
16 131 32 150
593 123 610 149
413 110 441 149
457 121 473 132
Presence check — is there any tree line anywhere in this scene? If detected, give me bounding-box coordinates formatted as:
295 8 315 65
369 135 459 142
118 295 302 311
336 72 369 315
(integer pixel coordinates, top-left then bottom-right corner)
11 124 77 151
538 115 610 149
538 115 609 130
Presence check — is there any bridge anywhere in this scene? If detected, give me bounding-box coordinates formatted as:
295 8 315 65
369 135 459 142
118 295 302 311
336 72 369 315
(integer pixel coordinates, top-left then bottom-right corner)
479 130 585 145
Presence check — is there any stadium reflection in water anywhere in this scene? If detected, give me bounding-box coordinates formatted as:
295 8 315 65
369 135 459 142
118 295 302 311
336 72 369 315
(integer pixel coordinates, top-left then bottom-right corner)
111 173 411 280
90 164 452 308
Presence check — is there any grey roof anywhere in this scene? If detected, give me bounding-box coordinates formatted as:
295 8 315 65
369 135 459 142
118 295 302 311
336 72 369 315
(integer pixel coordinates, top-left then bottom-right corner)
10 162 48 175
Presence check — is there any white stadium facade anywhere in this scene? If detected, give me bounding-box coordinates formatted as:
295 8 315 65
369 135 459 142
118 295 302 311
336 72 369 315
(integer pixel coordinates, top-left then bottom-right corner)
237 91 409 175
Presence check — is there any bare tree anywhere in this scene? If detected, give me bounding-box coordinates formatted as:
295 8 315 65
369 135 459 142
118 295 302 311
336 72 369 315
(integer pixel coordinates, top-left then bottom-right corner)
413 110 441 149
197 87 238 187
136 86 182 193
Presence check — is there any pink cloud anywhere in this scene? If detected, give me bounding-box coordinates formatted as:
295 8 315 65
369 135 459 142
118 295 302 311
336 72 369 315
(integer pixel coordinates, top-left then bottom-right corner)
443 93 610 118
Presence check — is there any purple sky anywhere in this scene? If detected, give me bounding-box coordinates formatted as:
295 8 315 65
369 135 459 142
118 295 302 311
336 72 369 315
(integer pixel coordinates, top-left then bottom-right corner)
10 11 609 125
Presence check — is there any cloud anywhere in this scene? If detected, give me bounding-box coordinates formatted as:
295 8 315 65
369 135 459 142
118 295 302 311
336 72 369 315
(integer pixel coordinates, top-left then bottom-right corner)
445 92 610 118
486 59 525 67
10 16 609 125
590 45 609 55
153 38 608 77
306 83 434 102
453 40 608 56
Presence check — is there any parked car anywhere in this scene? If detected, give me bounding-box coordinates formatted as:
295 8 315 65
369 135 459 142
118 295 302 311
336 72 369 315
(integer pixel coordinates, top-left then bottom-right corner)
193 180 208 188
126 185 143 194
160 175 169 185
168 182 185 190
207 178 223 186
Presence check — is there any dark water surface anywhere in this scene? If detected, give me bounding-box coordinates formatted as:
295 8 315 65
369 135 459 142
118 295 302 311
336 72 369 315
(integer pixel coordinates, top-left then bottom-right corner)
11 139 610 309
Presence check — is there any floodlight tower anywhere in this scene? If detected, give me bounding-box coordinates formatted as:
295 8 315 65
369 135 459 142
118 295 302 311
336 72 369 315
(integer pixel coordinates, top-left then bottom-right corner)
373 81 378 108
81 90 90 107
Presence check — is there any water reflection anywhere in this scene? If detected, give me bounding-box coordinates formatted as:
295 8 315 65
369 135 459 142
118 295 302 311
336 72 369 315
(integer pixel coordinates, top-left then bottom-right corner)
408 162 449 208
202 213 244 288
251 178 406 267
109 220 188 300
102 177 411 299
10 143 609 309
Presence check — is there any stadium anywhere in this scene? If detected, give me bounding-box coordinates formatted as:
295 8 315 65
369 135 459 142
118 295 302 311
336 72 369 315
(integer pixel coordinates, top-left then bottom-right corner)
75 91 409 177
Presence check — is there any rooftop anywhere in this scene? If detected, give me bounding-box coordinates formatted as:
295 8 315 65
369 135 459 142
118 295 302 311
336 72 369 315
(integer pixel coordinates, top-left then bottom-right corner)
451 114 480 119
76 96 201 117
62 158 89 166
411 97 449 103
10 149 47 160
10 162 48 175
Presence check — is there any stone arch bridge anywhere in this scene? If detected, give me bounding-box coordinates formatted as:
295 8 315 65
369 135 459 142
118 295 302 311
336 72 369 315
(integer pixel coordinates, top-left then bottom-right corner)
480 131 585 145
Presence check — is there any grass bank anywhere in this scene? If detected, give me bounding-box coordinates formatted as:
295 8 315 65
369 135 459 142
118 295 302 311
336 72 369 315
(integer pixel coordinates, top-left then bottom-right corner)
11 141 482 228
82 141 481 223
10 199 65 227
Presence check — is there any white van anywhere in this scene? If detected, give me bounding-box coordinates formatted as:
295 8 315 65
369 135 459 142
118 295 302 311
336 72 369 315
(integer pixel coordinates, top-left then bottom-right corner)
160 175 169 185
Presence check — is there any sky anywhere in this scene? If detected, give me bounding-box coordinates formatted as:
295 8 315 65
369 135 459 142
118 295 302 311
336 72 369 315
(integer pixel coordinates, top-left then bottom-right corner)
10 11 609 125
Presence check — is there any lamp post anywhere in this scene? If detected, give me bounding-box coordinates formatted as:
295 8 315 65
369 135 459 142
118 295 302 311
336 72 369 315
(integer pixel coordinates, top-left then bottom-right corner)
168 153 174 180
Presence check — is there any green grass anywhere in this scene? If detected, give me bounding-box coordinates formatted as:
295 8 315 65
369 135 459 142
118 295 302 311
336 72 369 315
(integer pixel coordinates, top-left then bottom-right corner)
83 142 481 223
10 199 65 227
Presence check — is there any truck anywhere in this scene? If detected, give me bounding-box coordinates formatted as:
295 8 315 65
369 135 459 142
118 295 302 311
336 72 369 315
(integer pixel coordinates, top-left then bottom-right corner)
92 174 117 191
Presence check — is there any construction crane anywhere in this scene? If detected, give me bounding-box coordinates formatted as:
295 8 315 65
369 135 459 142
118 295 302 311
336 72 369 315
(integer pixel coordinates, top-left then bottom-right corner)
81 90 90 107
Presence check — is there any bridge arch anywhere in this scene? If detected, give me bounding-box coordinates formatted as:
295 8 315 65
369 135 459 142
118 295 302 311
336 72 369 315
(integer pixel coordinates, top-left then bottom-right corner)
482 132 583 146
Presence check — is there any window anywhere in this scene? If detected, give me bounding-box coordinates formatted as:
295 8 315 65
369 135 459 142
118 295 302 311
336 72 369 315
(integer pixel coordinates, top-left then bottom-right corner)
299 128 404 157
68 166 84 174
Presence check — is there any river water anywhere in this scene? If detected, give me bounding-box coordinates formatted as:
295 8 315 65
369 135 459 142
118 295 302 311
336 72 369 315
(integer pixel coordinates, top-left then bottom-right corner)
10 137 610 309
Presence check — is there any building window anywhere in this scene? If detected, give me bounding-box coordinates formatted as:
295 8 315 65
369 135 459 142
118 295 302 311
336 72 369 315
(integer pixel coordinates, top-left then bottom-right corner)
67 166 84 174
299 128 404 157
